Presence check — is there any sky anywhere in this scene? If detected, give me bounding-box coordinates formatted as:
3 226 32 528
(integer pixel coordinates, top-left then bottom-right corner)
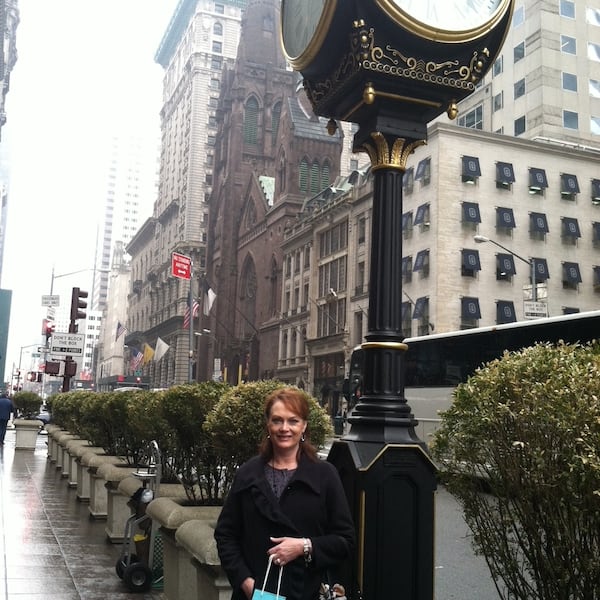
2 0 180 377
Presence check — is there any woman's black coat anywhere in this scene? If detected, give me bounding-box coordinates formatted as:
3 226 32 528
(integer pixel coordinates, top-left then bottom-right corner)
214 453 355 600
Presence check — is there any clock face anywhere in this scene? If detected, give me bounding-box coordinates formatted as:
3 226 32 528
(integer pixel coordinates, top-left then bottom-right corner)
377 0 511 41
280 0 334 68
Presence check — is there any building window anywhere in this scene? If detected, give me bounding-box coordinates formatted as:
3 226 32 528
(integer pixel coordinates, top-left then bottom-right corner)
493 55 503 76
243 97 259 144
356 261 367 294
412 297 431 336
530 212 549 241
560 173 580 199
213 22 223 36
493 91 503 111
591 79 600 98
496 162 515 190
285 255 292 277
461 155 481 184
513 5 525 26
458 105 483 129
562 72 578 91
401 302 412 338
496 253 516 281
271 101 282 146
560 0 575 18
514 41 525 62
563 110 579 130
210 77 220 89
211 57 223 70
591 116 600 135
514 78 526 99
462 202 481 225
299 158 308 192
403 167 414 193
514 115 526 136
212 41 222 53
357 216 366 244
496 300 516 324
402 256 413 283
461 249 481 278
589 42 600 61
562 262 582 290
529 167 548 195
413 203 430 230
592 181 600 205
402 211 413 239
594 266 600 291
587 7 600 25
413 250 430 278
316 298 346 337
561 217 581 245
460 297 481 330
321 161 331 189
561 35 577 54
214 3 224 14
319 221 348 258
415 158 431 185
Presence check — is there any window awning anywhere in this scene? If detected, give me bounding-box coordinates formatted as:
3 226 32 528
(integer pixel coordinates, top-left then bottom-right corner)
415 157 430 180
593 222 600 242
462 202 481 223
462 155 481 178
403 167 414 186
461 249 481 271
413 203 430 225
402 256 412 275
593 265 600 283
413 249 430 271
560 173 580 195
530 212 549 233
532 258 549 282
413 297 429 319
401 301 411 321
496 207 516 228
562 262 582 283
529 167 548 190
496 162 515 184
592 179 600 201
496 300 516 324
496 253 516 275
402 212 413 230
563 307 580 314
561 217 581 237
461 297 481 319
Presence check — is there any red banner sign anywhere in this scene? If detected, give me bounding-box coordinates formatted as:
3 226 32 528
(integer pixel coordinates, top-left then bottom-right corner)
171 252 192 280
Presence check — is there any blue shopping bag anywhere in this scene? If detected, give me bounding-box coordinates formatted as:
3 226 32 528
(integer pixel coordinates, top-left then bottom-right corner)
252 555 286 600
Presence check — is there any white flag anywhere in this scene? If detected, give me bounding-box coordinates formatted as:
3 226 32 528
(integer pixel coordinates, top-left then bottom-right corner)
154 337 170 362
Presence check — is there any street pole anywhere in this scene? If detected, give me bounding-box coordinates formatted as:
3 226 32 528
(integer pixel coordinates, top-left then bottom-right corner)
188 274 195 382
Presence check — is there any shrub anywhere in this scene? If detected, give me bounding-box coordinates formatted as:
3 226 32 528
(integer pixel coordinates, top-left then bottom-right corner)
205 380 332 499
431 342 600 600
12 391 42 419
49 391 91 433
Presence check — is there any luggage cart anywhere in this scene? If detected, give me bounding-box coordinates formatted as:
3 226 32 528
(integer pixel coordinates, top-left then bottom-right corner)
115 440 164 592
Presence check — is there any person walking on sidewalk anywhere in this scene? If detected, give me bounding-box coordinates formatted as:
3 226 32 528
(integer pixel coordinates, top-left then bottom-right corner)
0 390 14 445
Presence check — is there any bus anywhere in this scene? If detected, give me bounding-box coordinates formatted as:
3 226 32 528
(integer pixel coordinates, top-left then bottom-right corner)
347 310 600 431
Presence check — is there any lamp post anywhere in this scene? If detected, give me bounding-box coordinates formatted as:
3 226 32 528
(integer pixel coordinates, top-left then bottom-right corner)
474 235 537 302
16 343 39 391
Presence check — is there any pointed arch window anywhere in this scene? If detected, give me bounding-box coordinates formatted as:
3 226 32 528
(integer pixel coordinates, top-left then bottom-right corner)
299 159 309 192
321 161 331 189
310 160 320 194
243 97 259 145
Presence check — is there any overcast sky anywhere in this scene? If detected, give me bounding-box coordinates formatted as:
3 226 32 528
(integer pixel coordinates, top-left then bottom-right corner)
2 0 179 374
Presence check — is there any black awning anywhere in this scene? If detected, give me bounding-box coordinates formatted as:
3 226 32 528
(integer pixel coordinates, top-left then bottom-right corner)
496 207 516 228
496 162 515 184
562 262 582 283
592 179 600 201
403 167 414 187
562 217 581 238
401 301 411 321
496 300 516 324
413 203 429 225
402 211 413 231
532 258 549 282
462 202 481 223
530 212 549 233
402 256 412 275
529 167 548 189
593 265 600 284
462 155 481 177
415 157 430 180
496 253 516 275
593 222 600 241
413 297 429 319
563 307 580 314
413 249 430 271
461 297 481 319
461 249 481 271
561 173 580 195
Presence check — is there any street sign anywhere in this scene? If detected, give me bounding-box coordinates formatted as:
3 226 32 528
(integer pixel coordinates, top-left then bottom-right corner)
42 294 60 307
171 252 192 280
49 332 85 356
524 300 548 320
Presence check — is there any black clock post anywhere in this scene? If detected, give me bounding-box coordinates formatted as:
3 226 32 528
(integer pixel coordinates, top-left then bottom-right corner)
280 2 514 599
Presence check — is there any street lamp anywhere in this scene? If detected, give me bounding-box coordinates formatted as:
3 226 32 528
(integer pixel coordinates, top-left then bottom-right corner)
474 235 537 302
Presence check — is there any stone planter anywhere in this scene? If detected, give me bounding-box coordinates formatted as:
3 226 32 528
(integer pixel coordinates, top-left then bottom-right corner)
76 447 107 502
13 419 43 450
55 431 77 472
176 519 231 600
146 499 222 600
87 455 128 519
62 438 89 484
44 424 63 460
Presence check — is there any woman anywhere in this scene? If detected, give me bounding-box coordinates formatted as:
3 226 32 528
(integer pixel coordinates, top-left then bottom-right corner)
215 387 355 600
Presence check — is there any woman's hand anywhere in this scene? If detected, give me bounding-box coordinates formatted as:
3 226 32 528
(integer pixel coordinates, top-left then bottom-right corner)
242 577 255 599
268 536 304 566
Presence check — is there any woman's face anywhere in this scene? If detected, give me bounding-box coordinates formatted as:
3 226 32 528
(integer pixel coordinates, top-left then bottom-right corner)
267 399 307 454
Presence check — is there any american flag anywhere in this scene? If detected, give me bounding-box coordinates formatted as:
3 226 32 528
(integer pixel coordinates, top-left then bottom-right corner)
115 321 127 341
183 299 200 329
130 347 143 371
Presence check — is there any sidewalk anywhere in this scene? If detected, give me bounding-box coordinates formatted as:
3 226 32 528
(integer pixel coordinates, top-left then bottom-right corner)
0 428 164 600
0 428 498 600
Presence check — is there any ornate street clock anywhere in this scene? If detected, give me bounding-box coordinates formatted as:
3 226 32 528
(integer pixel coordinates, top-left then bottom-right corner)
280 0 514 128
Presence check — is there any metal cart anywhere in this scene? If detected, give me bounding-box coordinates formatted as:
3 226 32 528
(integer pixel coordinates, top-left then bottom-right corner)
115 440 164 592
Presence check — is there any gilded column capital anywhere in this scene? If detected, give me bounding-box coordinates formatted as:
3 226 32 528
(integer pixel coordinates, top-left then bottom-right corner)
357 131 425 172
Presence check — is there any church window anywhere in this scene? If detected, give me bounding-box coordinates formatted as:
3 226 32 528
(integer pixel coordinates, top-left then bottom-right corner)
243 97 259 145
310 160 320 194
299 158 309 192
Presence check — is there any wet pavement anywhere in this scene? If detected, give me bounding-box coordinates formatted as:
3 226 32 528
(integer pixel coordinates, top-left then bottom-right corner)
0 426 498 600
0 428 164 600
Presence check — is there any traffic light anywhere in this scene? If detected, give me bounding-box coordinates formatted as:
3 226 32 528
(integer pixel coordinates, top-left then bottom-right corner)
70 287 88 322
27 371 37 382
42 318 55 341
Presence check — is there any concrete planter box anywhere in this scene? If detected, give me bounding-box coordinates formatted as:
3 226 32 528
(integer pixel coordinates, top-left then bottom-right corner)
44 424 63 460
146 499 222 600
55 432 77 472
176 519 232 600
13 419 43 450
76 447 107 502
64 439 90 485
87 455 128 519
